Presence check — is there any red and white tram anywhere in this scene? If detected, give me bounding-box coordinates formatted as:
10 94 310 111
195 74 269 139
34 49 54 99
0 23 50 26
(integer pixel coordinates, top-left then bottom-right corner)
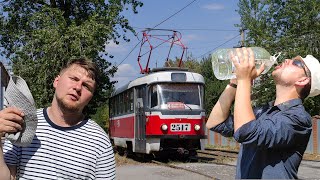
109 68 206 157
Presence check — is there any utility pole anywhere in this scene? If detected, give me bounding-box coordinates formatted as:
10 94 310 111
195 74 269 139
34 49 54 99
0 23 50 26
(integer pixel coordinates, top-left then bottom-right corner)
240 28 246 47
233 28 246 48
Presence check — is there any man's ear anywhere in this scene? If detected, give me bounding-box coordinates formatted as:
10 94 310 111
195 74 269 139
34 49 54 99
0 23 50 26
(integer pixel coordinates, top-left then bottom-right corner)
53 75 60 88
295 76 310 86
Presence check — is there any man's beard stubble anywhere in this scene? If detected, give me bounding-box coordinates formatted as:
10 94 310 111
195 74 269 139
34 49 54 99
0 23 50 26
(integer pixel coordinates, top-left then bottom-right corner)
272 72 292 87
56 94 81 113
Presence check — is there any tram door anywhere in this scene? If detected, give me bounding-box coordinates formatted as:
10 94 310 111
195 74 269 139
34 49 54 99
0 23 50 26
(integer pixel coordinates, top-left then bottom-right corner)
134 86 146 153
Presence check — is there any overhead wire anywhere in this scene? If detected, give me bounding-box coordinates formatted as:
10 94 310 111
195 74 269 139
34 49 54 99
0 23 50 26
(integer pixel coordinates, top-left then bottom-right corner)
116 41 141 67
116 0 198 67
152 0 197 29
133 27 238 32
196 34 241 59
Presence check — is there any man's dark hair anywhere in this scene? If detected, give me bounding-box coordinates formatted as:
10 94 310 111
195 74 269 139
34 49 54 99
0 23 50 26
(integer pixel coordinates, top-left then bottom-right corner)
300 82 311 100
299 68 311 100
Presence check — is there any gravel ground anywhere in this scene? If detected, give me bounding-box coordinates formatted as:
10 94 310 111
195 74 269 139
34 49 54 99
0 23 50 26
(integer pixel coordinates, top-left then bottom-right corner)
173 162 236 180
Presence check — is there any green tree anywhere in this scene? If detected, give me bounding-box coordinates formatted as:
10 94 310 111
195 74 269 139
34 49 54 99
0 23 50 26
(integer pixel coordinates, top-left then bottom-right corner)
0 0 143 118
183 54 202 73
237 0 320 115
199 56 228 116
91 104 109 132
162 54 201 73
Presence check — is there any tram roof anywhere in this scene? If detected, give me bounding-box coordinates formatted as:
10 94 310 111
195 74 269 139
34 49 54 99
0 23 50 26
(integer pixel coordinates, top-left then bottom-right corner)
112 68 205 96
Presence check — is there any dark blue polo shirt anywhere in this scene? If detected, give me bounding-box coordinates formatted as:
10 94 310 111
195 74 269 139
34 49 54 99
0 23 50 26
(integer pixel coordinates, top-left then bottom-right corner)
211 99 312 179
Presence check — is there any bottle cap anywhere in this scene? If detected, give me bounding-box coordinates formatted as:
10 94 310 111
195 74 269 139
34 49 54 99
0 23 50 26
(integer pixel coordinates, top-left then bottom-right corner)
271 52 282 65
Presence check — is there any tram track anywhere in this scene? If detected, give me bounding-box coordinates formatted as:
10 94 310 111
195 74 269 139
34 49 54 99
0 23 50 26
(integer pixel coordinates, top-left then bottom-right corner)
191 148 238 166
149 149 239 180
198 148 320 163
151 160 215 179
198 149 238 158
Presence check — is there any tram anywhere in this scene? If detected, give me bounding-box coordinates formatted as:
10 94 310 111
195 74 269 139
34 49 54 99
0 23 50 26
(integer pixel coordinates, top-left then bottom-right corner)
109 67 206 157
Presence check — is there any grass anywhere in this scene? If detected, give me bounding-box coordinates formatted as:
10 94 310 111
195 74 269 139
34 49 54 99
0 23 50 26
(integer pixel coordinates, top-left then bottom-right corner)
115 153 140 167
206 145 320 161
205 144 239 152
303 153 320 161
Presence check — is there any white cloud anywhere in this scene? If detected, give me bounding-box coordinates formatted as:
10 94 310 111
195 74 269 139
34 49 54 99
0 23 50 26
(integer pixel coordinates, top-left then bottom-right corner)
105 41 127 53
115 64 136 76
202 3 225 10
183 34 200 43
111 64 139 88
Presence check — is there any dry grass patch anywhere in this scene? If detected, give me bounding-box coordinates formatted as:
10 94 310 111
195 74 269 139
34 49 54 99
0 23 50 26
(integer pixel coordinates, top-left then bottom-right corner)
303 153 320 161
115 153 143 167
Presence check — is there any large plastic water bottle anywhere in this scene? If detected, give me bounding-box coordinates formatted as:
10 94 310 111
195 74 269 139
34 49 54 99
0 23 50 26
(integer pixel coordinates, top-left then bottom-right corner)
211 47 279 80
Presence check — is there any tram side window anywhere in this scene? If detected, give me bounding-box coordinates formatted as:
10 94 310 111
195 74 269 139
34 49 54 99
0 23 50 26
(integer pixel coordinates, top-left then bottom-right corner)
129 90 134 112
115 95 119 114
120 93 124 114
116 95 120 115
110 98 114 116
113 97 117 115
113 98 116 115
151 85 158 108
125 91 131 113
112 90 134 115
123 93 126 113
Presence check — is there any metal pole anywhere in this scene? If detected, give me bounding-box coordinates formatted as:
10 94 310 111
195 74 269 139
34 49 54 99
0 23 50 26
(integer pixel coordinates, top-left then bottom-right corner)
0 62 9 110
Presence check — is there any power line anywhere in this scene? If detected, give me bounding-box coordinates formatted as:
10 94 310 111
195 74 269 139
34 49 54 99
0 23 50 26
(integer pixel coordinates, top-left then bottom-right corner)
196 34 241 59
116 40 141 68
133 27 238 32
152 0 198 29
187 40 238 49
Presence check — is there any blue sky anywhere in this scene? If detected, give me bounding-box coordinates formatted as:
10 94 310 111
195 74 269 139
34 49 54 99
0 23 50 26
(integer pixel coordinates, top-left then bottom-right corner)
106 0 241 88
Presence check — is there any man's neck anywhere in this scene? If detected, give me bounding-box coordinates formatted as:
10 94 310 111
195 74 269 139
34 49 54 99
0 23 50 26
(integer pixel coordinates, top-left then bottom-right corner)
274 85 300 106
47 105 84 127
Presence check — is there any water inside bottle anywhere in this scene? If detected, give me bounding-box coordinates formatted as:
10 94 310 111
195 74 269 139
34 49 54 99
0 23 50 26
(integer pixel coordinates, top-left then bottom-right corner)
214 58 275 80
255 58 275 74
211 47 279 80
213 58 236 80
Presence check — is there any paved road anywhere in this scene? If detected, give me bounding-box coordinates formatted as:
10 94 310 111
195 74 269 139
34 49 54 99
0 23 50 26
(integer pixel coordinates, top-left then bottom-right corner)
116 160 320 180
298 160 320 179
116 164 212 180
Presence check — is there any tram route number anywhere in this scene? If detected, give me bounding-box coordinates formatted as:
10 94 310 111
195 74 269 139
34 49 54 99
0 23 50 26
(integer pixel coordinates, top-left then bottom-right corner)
170 123 191 132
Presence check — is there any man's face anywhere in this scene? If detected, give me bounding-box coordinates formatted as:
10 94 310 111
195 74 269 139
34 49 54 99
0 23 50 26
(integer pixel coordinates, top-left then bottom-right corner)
272 56 310 85
53 64 96 113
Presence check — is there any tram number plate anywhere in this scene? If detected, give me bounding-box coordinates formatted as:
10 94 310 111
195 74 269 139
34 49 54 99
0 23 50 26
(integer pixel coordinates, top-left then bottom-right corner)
170 123 191 132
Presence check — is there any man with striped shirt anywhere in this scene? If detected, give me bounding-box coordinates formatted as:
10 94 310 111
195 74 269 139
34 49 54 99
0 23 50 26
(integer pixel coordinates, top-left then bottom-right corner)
0 58 116 179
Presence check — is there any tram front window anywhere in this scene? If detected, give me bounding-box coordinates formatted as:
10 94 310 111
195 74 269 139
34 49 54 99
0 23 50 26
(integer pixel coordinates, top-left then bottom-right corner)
150 84 203 110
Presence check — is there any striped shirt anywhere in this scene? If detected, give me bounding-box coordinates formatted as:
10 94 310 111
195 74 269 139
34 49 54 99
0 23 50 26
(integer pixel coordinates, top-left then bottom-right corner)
3 108 116 179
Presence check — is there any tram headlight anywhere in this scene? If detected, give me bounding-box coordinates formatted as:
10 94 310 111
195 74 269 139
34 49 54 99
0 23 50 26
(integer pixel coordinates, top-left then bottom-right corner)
161 124 168 131
194 124 201 131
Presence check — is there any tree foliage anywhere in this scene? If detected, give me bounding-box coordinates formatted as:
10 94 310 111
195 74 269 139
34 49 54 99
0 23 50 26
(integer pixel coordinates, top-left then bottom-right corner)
163 55 201 73
91 104 109 132
198 56 228 116
0 0 143 117
237 0 320 115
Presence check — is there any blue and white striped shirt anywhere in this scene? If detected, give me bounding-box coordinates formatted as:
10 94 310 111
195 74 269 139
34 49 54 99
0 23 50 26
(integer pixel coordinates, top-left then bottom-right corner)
3 108 116 179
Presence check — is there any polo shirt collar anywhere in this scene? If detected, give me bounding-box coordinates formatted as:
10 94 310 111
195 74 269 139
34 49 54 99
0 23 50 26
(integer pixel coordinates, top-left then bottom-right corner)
269 98 303 111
